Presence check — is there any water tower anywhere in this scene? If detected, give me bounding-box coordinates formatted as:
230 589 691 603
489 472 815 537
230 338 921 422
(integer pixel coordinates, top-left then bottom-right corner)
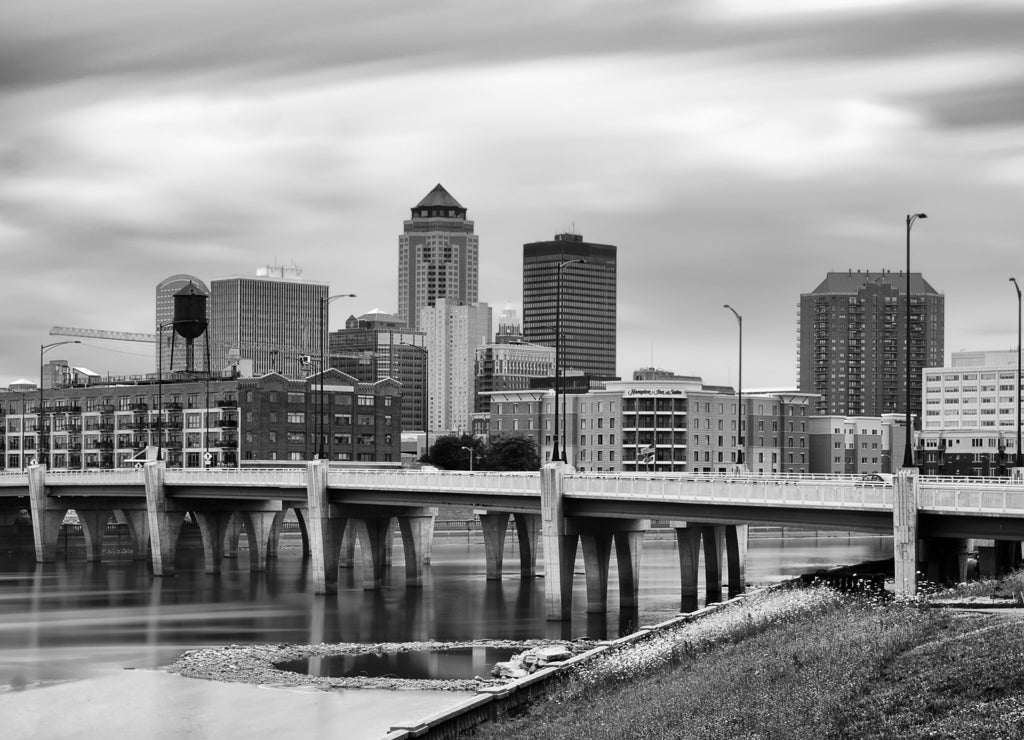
170 282 210 374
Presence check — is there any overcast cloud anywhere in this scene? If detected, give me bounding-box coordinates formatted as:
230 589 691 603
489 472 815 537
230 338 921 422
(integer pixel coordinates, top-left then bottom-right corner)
2 0 1023 388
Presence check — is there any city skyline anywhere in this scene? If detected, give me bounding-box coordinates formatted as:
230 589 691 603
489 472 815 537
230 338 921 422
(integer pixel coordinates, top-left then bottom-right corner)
2 2 1023 389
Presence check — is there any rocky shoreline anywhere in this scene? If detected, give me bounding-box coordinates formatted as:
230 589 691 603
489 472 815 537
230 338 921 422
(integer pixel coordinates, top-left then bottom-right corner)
166 638 597 692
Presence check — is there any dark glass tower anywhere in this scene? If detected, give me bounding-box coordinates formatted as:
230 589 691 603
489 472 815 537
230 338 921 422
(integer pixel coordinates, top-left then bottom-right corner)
522 233 617 379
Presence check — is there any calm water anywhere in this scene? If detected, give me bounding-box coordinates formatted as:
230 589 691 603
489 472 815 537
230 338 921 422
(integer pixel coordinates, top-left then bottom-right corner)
0 530 892 739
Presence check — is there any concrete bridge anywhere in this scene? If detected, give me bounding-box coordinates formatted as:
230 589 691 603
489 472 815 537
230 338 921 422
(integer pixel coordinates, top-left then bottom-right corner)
2 462 1024 620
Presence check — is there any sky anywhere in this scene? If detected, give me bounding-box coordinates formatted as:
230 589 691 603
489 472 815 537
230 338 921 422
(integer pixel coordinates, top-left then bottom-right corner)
2 0 1023 390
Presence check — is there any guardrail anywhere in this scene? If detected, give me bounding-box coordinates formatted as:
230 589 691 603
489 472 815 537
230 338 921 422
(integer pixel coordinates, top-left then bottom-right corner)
328 469 539 494
164 467 307 487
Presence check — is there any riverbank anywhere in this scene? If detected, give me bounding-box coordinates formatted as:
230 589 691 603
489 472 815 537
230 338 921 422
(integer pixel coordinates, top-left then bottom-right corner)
466 586 1024 739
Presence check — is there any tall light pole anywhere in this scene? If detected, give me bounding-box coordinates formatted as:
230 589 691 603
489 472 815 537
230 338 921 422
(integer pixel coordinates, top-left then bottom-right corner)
461 445 474 472
400 342 429 461
1012 277 1022 468
319 293 356 460
723 305 743 466
39 340 81 467
902 213 927 468
553 258 586 463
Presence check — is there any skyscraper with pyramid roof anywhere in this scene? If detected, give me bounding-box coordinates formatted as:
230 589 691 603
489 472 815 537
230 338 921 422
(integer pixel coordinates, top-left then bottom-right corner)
397 184 479 330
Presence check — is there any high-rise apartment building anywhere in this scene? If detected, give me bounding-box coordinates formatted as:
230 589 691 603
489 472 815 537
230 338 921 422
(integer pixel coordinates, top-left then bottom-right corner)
474 308 555 415
397 184 479 330
522 232 617 379
798 270 944 423
421 298 491 434
210 264 327 379
329 310 427 433
156 274 210 375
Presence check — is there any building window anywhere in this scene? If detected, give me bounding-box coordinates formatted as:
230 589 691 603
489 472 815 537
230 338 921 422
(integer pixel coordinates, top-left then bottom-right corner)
357 395 374 406
287 412 305 424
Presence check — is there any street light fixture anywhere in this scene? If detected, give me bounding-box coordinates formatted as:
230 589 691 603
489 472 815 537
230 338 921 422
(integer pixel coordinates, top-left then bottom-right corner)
1011 277 1022 468
723 305 744 466
902 213 927 468
553 258 586 464
319 293 357 460
461 445 474 472
39 340 81 467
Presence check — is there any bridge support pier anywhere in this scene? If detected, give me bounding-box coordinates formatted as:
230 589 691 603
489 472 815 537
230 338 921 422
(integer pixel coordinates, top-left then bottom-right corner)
338 521 356 568
673 522 744 612
144 461 187 576
675 525 702 613
77 510 111 563
223 513 243 559
397 508 436 587
266 509 288 560
920 537 970 585
305 461 347 594
893 468 919 597
540 463 580 621
514 513 540 578
478 511 510 580
239 510 281 572
354 517 394 590
991 540 1023 576
575 519 649 613
27 465 67 563
702 525 726 605
193 511 233 574
116 509 150 560
726 524 748 599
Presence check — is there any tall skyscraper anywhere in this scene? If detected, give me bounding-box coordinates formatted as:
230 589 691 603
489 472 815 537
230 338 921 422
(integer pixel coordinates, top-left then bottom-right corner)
522 232 617 379
210 264 327 379
397 184 479 330
329 310 427 433
156 274 210 375
421 298 491 434
797 270 944 422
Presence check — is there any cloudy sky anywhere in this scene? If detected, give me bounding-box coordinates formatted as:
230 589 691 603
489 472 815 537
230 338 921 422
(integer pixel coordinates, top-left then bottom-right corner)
2 0 1023 389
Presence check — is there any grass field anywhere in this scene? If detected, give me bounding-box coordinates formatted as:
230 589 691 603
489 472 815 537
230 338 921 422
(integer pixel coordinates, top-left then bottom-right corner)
469 585 1024 739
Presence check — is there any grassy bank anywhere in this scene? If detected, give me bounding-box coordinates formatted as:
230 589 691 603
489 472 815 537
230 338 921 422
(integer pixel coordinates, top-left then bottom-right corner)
468 587 1024 739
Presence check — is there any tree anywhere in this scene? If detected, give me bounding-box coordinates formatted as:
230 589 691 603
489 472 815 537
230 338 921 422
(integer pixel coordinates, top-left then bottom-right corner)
481 435 540 471
425 433 485 470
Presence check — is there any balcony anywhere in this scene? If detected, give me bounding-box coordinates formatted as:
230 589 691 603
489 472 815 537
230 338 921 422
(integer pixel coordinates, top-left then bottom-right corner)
217 399 238 408
129 402 149 412
217 419 238 429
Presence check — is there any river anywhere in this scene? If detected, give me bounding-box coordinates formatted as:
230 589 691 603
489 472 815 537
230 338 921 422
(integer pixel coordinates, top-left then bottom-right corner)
0 529 892 739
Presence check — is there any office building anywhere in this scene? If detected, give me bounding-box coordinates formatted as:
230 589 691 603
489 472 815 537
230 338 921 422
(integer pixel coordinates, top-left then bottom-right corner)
915 350 1021 475
397 184 479 330
522 232 617 379
210 264 327 379
474 308 555 415
156 274 210 375
797 269 944 423
329 310 427 433
420 298 491 434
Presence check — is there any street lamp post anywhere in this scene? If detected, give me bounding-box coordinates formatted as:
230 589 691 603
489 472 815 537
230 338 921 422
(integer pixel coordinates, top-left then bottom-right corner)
39 340 81 467
461 445 474 472
319 293 356 461
1012 277 1022 468
553 258 586 464
723 305 744 466
902 213 927 468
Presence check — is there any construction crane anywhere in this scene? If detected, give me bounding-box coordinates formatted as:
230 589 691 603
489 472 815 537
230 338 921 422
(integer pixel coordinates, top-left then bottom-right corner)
50 326 158 343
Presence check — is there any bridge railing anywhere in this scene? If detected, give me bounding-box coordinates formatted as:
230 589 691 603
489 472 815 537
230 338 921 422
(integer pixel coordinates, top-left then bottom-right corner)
43 469 147 486
164 467 308 487
920 481 1024 515
566 473 893 510
328 469 540 494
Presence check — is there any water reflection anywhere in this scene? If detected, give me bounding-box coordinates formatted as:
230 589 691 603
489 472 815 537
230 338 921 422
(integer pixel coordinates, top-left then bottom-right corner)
0 533 892 691
278 646 520 681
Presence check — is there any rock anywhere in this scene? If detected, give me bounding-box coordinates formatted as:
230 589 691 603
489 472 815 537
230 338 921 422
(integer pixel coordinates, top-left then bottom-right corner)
491 661 529 679
533 646 572 662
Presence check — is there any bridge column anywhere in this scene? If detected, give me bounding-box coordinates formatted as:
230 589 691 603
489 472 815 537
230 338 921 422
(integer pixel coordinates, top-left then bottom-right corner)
992 540 1023 576
353 516 394 590
703 525 726 605
478 511 510 580
397 508 436 587
266 509 288 560
193 511 234 574
222 513 243 559
725 524 748 598
145 460 187 576
921 537 970 584
674 523 701 613
338 520 356 568
580 532 612 613
294 507 311 559
540 462 579 621
615 526 646 609
27 465 65 563
115 509 150 560
305 461 346 594
513 512 540 578
77 510 111 563
893 468 919 597
239 510 281 572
